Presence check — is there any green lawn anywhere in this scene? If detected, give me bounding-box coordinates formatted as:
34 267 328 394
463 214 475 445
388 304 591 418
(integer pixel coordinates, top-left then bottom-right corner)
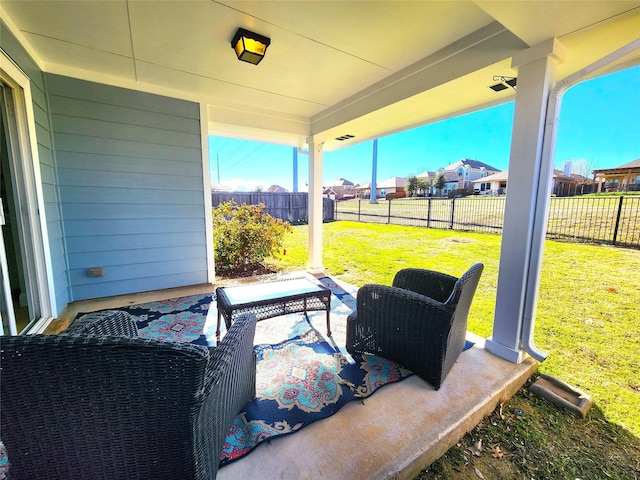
267 221 640 436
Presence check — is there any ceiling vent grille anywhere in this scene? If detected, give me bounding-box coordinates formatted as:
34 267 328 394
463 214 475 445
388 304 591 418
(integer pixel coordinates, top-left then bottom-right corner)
490 76 517 92
335 134 355 141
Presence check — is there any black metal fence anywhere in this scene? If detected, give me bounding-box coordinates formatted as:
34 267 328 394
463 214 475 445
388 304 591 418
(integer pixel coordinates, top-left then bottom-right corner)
335 196 640 248
212 192 334 223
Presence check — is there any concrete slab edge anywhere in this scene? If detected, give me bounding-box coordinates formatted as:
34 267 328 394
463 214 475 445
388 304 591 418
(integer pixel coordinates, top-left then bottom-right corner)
394 358 538 480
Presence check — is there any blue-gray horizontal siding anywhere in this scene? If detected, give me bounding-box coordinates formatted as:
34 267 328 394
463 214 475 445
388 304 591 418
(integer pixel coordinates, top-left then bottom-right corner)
1 21 71 315
46 74 206 300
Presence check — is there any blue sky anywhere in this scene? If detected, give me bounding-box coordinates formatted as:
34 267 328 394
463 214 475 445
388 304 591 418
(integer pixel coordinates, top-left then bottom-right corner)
209 66 639 191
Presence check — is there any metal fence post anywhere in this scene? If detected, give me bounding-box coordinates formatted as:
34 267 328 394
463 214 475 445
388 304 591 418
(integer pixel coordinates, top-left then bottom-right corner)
612 196 624 245
450 197 455 229
387 198 392 224
427 198 432 228
358 199 361 222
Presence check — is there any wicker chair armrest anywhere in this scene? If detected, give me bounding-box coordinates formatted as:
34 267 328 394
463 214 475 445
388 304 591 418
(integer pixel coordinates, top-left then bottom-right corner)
195 312 256 476
392 268 459 304
205 312 257 400
63 310 139 337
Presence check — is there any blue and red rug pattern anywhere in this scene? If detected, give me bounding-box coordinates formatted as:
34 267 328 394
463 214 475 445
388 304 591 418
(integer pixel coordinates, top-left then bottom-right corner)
318 276 356 312
219 326 412 467
74 277 357 347
68 277 473 469
76 293 215 346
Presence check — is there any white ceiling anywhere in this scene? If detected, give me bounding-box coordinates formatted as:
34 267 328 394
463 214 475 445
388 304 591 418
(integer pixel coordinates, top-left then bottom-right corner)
2 1 639 151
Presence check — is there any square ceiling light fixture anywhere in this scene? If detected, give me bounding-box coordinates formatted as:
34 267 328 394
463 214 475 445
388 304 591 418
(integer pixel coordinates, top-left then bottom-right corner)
231 28 271 65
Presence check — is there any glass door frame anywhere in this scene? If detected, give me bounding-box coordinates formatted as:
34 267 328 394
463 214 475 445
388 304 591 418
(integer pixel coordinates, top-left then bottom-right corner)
0 50 55 334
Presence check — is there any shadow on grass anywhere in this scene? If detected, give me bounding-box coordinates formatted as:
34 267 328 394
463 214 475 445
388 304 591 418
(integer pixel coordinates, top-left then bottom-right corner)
417 373 640 480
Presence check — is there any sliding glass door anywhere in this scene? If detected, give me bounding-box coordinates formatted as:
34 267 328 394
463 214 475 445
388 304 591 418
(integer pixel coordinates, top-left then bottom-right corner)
0 81 39 334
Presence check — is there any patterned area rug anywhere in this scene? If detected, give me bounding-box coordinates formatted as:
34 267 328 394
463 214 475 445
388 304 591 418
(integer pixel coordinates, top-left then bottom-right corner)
0 276 472 475
70 276 417 468
73 276 357 347
220 326 412 467
318 276 356 311
0 443 7 480
75 293 218 345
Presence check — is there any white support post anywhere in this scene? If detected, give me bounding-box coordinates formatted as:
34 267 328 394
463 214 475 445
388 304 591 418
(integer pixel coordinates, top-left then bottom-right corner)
485 39 566 363
199 102 215 284
307 137 324 275
292 147 299 193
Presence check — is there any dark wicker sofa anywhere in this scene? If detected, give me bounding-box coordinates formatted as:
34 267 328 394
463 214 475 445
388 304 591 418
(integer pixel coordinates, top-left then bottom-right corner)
346 263 483 390
0 310 257 480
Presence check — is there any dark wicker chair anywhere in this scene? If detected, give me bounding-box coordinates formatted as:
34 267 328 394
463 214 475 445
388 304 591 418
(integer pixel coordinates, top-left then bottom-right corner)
0 310 257 480
346 263 484 390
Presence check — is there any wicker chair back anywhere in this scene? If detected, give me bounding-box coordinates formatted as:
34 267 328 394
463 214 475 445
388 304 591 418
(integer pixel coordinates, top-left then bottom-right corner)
347 263 484 390
0 311 257 480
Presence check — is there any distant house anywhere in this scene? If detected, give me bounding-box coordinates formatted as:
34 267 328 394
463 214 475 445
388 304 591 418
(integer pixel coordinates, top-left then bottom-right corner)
324 178 356 200
355 177 407 199
593 159 640 192
355 182 371 199
415 171 437 196
418 160 501 196
322 187 337 200
356 182 379 198
265 185 288 193
441 170 465 195
417 171 437 180
566 174 596 195
550 170 578 196
443 159 501 190
211 183 233 192
472 171 509 195
473 169 584 196
377 177 407 196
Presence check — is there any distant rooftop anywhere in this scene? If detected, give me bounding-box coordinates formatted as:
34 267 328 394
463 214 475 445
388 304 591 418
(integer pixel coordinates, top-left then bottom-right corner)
211 183 233 192
377 177 407 189
472 171 509 183
474 169 581 183
444 159 501 172
265 185 288 193
325 178 354 187
593 158 640 173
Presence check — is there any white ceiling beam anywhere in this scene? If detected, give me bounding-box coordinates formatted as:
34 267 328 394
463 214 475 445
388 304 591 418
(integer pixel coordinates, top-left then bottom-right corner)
310 23 527 137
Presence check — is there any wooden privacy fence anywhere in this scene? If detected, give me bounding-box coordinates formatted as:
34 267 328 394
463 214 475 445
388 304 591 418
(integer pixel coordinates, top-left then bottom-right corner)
212 192 334 223
335 196 640 248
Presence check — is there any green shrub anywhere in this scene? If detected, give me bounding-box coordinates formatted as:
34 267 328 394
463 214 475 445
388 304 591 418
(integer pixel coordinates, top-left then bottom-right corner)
212 201 292 273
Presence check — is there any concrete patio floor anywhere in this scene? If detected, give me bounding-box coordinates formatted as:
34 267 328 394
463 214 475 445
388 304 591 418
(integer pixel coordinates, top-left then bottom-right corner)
50 273 537 480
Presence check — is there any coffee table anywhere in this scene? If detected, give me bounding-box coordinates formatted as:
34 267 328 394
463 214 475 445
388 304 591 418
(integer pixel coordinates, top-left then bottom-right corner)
216 277 332 337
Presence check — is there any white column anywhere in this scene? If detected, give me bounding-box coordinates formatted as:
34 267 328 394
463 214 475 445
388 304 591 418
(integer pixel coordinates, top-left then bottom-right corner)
307 137 324 274
292 147 299 193
200 102 215 284
485 39 566 363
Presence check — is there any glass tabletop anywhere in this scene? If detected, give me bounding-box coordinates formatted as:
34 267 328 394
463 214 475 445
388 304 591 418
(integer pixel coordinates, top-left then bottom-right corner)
221 278 327 305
